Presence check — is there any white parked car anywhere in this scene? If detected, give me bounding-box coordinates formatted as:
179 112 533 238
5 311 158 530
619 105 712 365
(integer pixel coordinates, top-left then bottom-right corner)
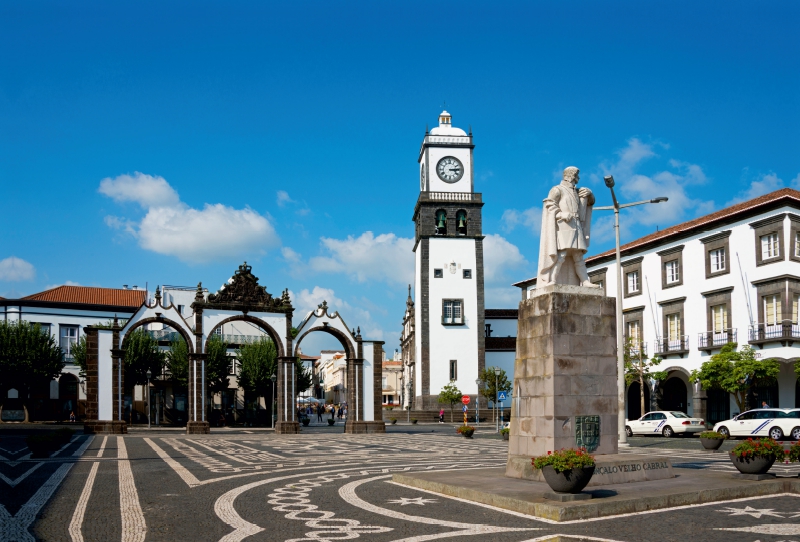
713 408 800 440
625 411 705 438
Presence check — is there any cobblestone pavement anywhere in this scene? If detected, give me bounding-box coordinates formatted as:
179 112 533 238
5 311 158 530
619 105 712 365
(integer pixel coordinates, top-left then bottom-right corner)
4 428 800 541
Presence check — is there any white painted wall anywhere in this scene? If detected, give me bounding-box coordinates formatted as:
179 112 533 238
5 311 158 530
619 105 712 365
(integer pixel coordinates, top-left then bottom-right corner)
97 330 113 420
361 341 375 422
428 237 480 395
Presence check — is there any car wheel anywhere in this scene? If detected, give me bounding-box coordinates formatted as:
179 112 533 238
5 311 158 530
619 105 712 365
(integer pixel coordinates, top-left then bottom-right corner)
718 426 730 438
625 426 633 437
662 426 674 438
769 427 784 440
791 427 800 441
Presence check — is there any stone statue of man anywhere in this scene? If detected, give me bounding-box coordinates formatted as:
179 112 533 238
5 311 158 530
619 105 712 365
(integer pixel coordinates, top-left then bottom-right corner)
537 166 597 287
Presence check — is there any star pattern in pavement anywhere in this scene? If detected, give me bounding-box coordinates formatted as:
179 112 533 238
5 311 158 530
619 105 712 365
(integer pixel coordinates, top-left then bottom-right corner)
715 506 785 518
387 497 438 506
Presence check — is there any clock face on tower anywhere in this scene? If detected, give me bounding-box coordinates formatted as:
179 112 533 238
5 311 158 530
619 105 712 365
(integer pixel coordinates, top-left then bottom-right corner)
436 156 464 183
420 164 426 190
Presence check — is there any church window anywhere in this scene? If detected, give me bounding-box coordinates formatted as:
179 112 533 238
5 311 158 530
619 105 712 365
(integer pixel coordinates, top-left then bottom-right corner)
449 360 458 381
463 269 472 279
442 299 464 325
456 210 467 235
434 269 443 278
435 210 447 235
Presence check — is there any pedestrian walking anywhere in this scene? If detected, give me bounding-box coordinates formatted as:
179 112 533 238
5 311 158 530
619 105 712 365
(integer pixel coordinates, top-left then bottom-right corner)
439 408 444 423
316 404 323 422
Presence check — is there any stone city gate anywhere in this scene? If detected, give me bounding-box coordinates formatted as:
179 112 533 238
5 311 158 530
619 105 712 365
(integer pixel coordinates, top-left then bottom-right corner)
82 262 384 434
294 301 385 434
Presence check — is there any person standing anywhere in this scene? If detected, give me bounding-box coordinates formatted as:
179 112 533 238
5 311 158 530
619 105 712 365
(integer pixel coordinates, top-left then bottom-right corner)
439 408 444 424
316 404 323 422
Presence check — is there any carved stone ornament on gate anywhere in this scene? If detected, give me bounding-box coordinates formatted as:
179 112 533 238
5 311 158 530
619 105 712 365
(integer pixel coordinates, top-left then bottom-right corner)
206 262 292 310
575 415 600 452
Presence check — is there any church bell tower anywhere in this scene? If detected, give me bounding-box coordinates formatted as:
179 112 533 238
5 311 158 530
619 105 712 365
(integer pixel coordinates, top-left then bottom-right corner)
412 111 485 410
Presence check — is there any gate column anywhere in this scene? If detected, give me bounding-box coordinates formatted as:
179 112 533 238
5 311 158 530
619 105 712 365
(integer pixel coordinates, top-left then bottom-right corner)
275 356 300 434
83 324 127 434
187 353 210 434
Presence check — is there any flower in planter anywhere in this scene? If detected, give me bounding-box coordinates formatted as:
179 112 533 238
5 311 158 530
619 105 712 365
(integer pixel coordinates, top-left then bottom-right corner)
731 437 784 460
786 442 800 463
456 425 475 434
698 431 727 439
532 448 595 473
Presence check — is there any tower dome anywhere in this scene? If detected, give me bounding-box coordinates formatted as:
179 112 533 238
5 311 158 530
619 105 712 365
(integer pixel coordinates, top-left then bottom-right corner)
429 110 467 136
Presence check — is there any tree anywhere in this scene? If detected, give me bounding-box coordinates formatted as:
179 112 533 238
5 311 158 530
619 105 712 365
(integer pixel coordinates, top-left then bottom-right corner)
237 337 278 401
295 358 313 396
123 329 165 388
437 382 463 423
478 367 512 423
71 335 88 379
205 335 230 395
692 343 780 413
166 338 189 389
0 321 65 422
623 337 667 416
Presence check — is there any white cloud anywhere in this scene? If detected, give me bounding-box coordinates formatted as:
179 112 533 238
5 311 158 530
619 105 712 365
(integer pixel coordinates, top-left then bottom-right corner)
276 190 294 207
100 173 280 264
291 286 384 341
281 247 302 263
483 234 527 283
726 172 793 206
308 232 414 285
0 257 35 282
98 172 180 208
501 207 542 235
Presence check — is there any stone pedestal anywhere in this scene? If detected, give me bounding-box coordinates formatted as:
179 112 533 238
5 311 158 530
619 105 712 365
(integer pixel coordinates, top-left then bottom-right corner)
506 284 618 479
275 421 300 434
186 421 210 434
84 420 127 434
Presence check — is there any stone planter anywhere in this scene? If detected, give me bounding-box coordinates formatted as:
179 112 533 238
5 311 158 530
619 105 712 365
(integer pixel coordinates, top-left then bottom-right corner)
301 418 310 427
541 465 595 494
729 453 776 475
700 437 724 450
411 420 418 425
390 419 397 425
502 432 509 441
327 419 336 426
460 428 475 438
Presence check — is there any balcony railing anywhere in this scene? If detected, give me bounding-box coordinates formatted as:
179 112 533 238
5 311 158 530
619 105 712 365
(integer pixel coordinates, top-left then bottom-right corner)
654 335 690 357
419 192 481 203
147 330 263 345
698 329 737 350
748 322 800 347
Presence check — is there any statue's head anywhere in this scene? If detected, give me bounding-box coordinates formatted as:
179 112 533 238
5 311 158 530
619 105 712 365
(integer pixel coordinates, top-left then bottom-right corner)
563 166 580 185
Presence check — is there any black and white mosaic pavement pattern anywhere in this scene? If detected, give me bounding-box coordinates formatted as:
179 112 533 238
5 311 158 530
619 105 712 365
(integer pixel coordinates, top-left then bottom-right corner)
4 431 800 541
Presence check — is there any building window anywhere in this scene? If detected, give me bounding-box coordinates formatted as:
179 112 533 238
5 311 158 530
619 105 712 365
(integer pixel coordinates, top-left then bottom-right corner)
763 294 782 326
666 313 681 341
626 321 640 342
665 260 680 284
60 326 79 358
442 299 464 325
449 360 458 381
177 304 184 315
434 268 443 278
761 233 780 260
382 377 387 388
711 304 728 333
793 294 799 324
795 231 800 258
626 271 640 294
463 269 472 279
710 248 726 272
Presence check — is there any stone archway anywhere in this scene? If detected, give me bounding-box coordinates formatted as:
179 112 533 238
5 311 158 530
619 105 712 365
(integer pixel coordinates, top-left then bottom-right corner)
122 316 195 353
661 377 688 413
627 381 651 420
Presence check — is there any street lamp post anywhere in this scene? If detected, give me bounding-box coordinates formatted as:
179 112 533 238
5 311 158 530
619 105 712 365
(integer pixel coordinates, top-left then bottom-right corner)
595 175 667 445
271 374 277 429
146 369 152 430
494 367 501 433
474 379 482 425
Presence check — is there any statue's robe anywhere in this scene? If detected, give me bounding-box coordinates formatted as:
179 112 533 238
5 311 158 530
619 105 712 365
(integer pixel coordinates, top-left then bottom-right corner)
537 182 594 285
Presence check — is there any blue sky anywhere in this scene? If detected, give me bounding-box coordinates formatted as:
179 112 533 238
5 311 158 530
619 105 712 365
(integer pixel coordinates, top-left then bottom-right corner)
1 1 798 353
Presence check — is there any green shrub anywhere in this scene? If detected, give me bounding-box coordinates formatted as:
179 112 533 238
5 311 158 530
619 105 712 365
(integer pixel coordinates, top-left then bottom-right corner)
698 431 726 439
500 427 509 436
532 448 595 473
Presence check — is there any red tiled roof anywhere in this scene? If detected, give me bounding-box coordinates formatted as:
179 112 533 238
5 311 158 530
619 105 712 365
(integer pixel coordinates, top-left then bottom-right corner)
21 286 146 307
513 188 800 287
587 188 800 264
